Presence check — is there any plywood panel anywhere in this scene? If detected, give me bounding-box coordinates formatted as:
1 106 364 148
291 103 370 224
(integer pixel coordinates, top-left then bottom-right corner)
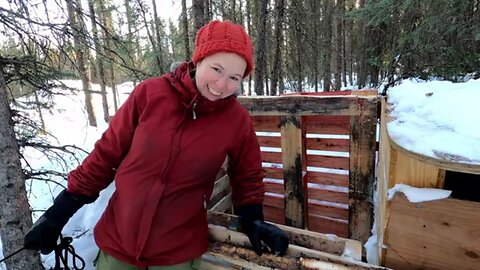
384 194 480 270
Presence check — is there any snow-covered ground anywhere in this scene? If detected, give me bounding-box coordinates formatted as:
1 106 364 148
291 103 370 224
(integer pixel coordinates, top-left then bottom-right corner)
1 77 479 269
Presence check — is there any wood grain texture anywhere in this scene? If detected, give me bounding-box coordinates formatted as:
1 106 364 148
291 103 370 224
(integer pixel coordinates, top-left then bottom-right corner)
384 194 480 270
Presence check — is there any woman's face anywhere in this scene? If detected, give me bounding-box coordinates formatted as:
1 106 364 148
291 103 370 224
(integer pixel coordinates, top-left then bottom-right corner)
195 52 247 101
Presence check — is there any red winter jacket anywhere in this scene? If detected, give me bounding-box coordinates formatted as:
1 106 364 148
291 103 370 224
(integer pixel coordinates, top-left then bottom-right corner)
67 62 265 267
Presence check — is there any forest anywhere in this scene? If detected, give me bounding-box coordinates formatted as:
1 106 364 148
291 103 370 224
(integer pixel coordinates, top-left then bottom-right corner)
0 0 479 269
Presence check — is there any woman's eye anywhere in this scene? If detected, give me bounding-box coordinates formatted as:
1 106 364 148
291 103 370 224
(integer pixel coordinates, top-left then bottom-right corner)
230 76 239 82
212 67 221 73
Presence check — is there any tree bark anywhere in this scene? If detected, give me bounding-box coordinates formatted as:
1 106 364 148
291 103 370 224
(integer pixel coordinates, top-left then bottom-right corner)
88 0 109 122
270 0 284 96
66 0 97 126
152 0 165 74
193 0 206 33
97 0 119 111
253 0 268 96
182 0 191 60
322 0 334 92
0 64 43 270
335 0 345 91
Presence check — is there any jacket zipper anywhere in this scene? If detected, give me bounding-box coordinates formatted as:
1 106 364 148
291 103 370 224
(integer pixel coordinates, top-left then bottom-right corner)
192 101 197 120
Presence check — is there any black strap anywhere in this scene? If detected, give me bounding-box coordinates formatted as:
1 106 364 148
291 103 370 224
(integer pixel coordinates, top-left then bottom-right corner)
53 236 85 270
0 246 26 264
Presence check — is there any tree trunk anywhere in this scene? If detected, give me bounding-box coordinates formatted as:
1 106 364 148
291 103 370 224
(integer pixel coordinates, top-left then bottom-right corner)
88 0 109 122
335 0 345 91
245 0 253 95
322 0 333 92
311 0 319 92
182 0 191 60
98 0 119 111
292 0 303 92
270 0 284 96
193 0 206 33
152 0 165 73
253 0 268 96
0 65 43 270
66 0 97 126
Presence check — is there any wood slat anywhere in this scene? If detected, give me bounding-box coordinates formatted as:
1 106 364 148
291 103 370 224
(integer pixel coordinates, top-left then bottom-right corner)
251 116 281 132
304 115 350 135
263 204 285 225
308 215 349 238
261 151 283 164
385 194 480 270
308 171 349 187
263 166 284 179
306 137 349 152
264 181 285 194
309 202 349 220
257 135 281 148
238 96 376 116
308 187 349 204
307 155 350 170
264 193 283 208
348 98 378 245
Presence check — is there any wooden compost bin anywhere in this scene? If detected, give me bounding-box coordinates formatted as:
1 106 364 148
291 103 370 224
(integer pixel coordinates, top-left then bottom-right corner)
204 91 386 269
376 97 480 270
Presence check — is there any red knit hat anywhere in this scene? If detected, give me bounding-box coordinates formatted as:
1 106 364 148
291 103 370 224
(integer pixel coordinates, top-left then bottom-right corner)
192 20 254 78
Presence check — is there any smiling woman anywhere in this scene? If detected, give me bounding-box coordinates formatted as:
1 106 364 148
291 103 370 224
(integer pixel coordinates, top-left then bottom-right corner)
23 19 289 270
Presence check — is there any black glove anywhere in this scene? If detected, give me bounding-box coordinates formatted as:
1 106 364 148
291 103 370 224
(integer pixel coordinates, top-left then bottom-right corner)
24 189 96 254
235 204 289 256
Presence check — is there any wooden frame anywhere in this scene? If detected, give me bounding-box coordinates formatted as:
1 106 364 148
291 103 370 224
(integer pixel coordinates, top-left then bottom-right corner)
238 93 379 246
206 211 391 269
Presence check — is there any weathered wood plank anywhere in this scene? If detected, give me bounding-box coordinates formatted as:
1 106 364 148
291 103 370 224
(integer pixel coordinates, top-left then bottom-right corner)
251 115 281 132
261 151 283 164
263 166 284 179
238 96 377 116
281 115 306 228
207 223 387 269
304 115 351 135
308 201 349 220
307 154 350 170
384 194 480 270
306 137 350 152
207 211 361 258
309 215 349 238
211 174 230 200
348 98 378 246
308 171 349 187
210 193 232 213
308 187 349 204
257 135 282 148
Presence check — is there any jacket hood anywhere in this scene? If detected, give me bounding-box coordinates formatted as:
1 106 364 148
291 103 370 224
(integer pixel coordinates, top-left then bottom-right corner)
165 61 236 118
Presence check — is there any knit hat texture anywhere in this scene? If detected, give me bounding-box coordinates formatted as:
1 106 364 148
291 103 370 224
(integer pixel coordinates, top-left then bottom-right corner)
192 20 254 78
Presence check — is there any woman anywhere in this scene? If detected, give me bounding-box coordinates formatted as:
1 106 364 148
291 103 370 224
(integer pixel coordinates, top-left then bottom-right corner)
24 20 289 270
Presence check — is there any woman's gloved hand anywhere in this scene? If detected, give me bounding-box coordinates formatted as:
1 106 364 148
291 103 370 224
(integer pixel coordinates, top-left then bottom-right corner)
24 189 96 254
235 204 289 256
